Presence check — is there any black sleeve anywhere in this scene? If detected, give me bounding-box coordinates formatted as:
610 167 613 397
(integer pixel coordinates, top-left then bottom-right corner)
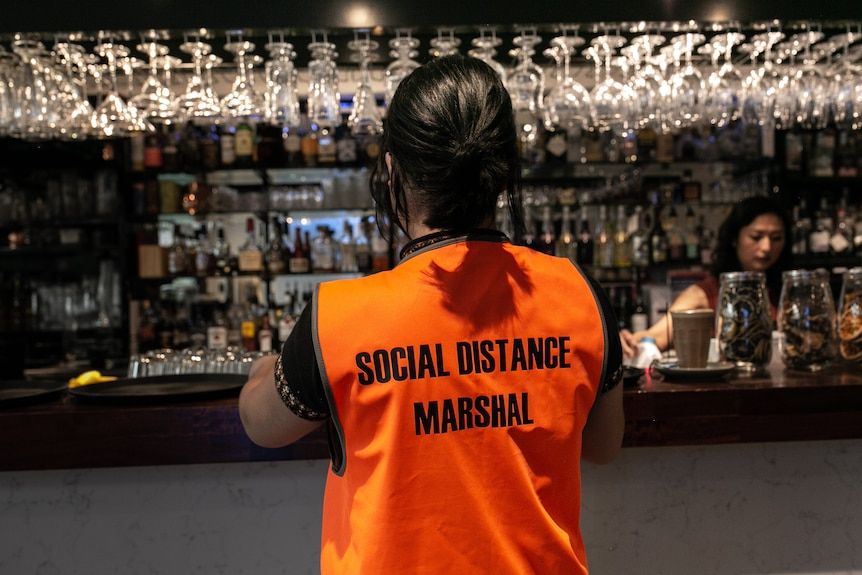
585 273 624 395
279 300 330 416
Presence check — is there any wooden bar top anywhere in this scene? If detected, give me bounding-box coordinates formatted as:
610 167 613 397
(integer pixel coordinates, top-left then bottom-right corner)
2 361 862 472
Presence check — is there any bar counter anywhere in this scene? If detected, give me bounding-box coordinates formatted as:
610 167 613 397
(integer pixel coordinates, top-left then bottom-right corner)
2 361 862 472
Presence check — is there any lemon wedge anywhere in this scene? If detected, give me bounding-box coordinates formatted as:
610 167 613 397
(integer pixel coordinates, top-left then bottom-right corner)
68 370 118 388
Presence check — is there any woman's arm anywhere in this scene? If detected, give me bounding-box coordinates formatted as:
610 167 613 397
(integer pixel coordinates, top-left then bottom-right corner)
623 284 710 352
238 355 324 448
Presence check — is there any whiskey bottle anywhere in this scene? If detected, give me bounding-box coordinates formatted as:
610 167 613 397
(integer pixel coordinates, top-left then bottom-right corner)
556 205 577 263
237 217 264 274
234 120 255 168
289 227 311 274
265 216 287 275
576 208 594 265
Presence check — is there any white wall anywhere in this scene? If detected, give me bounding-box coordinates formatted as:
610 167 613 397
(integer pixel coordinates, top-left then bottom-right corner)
2 439 861 574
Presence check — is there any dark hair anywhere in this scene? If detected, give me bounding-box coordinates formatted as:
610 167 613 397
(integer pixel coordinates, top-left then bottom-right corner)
369 55 524 238
710 194 794 297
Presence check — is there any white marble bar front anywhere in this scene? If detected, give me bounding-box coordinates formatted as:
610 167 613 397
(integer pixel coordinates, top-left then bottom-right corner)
2 439 861 574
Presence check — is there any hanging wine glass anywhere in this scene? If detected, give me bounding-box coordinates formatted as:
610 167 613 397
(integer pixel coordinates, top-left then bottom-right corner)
10 38 56 138
385 31 420 107
700 31 745 127
51 41 94 139
129 40 177 121
347 34 383 136
831 30 862 130
543 33 590 133
469 29 506 82
739 30 785 127
622 33 666 129
222 35 264 119
665 31 707 129
306 36 340 128
0 49 18 136
777 30 827 130
263 36 300 128
588 33 637 133
506 30 544 166
429 28 461 58
175 38 222 120
91 39 140 137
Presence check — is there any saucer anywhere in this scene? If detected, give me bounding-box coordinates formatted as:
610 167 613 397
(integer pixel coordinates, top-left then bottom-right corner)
651 361 736 381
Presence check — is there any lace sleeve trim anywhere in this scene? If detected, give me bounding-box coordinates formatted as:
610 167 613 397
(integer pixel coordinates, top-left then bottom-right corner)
274 353 328 421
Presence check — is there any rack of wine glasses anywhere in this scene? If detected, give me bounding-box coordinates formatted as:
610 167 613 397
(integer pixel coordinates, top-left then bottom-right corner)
0 20 858 143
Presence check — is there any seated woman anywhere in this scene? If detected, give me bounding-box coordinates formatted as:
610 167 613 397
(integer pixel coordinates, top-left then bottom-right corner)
621 195 793 358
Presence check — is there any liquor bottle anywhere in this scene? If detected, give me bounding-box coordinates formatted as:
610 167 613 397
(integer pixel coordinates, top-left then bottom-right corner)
237 217 264 274
289 227 311 274
698 215 715 266
194 225 215 276
277 291 297 344
129 132 146 172
371 226 390 272
336 119 358 167
684 206 699 262
340 220 358 272
830 191 854 255
629 206 650 267
556 205 577 262
257 314 274 353
317 124 337 166
167 225 189 276
594 205 614 267
162 124 180 172
255 123 282 168
543 123 568 166
234 120 255 168
207 306 229 350
200 124 220 171
665 206 685 262
240 305 258 352
576 208 594 265
226 300 244 347
535 205 556 255
656 126 675 163
144 130 163 170
566 123 584 164
265 216 287 275
301 121 319 167
354 217 372 273
636 124 657 162
791 200 811 256
219 124 236 168
612 205 630 267
283 125 304 167
808 198 832 254
179 121 202 173
630 295 649 333
650 209 669 264
212 219 235 276
312 226 338 273
680 170 701 202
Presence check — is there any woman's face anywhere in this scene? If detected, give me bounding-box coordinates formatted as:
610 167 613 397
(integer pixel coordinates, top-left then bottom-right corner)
736 213 786 272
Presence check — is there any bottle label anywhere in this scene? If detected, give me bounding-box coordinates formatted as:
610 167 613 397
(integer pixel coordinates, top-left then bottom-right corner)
235 129 254 158
221 134 236 165
289 257 310 274
238 251 264 272
207 326 227 350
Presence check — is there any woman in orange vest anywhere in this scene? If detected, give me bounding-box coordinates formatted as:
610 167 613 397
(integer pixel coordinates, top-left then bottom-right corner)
240 55 625 574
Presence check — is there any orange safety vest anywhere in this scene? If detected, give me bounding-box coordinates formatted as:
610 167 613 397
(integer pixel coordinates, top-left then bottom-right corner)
314 234 610 574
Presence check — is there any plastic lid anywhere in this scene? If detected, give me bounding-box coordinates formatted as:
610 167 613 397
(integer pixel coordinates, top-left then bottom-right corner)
641 336 657 345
